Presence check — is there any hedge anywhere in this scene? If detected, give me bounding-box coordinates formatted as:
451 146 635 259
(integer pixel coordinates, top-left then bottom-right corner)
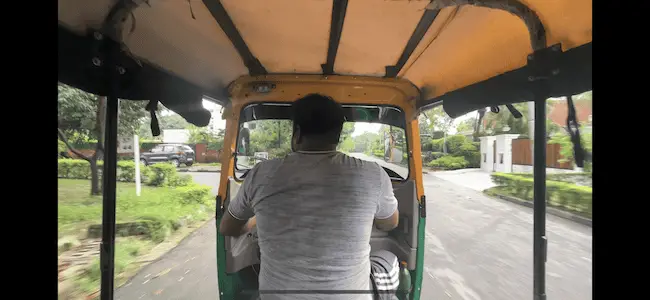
427 156 469 170
57 159 192 187
490 173 592 218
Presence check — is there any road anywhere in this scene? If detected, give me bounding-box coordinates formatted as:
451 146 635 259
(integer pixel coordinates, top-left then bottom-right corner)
116 166 592 300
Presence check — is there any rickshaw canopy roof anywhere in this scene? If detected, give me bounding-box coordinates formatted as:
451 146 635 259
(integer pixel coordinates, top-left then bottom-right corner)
58 0 592 125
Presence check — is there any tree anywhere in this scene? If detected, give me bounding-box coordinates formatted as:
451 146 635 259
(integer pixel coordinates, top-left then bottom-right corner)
455 119 474 133
188 125 224 150
58 83 148 195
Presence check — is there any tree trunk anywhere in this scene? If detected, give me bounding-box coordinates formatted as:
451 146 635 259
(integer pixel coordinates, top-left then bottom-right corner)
89 159 100 195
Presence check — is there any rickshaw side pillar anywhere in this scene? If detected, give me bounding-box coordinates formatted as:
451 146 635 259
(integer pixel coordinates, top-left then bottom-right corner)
527 43 562 300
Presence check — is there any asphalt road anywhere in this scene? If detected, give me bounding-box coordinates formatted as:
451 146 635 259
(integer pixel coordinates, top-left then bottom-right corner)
115 169 592 300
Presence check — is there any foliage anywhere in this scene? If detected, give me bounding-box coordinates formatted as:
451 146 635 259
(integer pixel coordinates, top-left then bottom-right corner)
355 132 381 153
58 83 148 139
145 163 180 187
188 125 224 150
58 140 67 157
247 120 293 159
423 134 480 169
427 156 469 170
58 179 214 240
490 173 592 218
339 137 355 153
455 118 475 133
548 125 592 171
481 103 530 135
58 159 150 182
419 106 453 137
175 184 213 205
138 110 192 139
336 122 356 151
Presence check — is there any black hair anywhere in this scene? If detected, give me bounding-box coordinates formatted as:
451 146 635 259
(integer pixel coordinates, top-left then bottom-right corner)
291 94 345 143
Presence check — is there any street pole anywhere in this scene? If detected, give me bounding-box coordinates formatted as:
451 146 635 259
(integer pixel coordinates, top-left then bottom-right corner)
134 134 141 196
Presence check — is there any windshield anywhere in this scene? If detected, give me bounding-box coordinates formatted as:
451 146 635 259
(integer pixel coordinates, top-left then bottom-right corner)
234 103 409 180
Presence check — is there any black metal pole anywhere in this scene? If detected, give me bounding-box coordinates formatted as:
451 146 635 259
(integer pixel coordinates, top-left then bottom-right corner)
100 36 120 300
533 96 547 300
100 95 119 300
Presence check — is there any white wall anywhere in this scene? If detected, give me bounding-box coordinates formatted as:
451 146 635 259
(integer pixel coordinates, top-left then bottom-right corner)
163 129 190 144
479 136 496 172
481 134 525 173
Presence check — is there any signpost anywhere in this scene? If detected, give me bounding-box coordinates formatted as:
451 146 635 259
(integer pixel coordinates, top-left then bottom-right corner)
134 134 141 197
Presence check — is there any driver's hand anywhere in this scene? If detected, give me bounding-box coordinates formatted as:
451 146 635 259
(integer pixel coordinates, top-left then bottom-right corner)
246 216 257 232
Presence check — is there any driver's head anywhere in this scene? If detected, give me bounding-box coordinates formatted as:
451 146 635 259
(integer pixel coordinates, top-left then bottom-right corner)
291 94 345 152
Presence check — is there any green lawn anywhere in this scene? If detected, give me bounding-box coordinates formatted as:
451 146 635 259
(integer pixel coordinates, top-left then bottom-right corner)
58 179 215 298
58 179 214 238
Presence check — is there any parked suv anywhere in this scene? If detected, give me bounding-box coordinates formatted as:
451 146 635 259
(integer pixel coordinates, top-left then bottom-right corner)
140 144 195 167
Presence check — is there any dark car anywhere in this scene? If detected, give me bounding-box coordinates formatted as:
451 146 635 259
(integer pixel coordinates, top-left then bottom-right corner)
140 144 195 167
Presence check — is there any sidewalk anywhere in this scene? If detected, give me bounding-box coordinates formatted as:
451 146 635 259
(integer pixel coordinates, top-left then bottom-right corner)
430 168 496 192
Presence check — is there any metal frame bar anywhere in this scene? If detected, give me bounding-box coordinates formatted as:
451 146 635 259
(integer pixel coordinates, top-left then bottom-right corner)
385 6 440 78
100 94 119 300
321 0 349 75
532 93 547 300
202 0 267 76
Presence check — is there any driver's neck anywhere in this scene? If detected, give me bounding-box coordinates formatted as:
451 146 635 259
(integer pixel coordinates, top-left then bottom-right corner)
295 142 337 153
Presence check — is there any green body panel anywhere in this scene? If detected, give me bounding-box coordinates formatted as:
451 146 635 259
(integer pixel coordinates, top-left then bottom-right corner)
216 215 236 299
410 214 426 300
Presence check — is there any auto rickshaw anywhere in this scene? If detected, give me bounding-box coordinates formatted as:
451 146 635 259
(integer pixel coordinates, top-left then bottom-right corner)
57 0 592 300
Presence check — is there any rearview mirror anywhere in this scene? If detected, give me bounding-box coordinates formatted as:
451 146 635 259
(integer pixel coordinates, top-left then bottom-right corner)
237 128 251 156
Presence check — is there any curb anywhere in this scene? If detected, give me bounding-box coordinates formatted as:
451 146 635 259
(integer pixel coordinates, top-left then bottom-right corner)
177 169 221 173
486 192 592 227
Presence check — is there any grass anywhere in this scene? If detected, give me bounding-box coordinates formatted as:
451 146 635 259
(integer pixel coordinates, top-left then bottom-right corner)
74 237 154 296
484 185 592 219
58 179 214 238
58 179 215 299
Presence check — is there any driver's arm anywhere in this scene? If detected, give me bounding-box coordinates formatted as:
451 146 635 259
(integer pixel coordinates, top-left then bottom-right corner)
219 168 257 237
374 166 399 231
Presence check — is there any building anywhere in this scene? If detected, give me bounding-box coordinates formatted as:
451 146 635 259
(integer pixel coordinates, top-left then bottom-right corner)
162 129 190 144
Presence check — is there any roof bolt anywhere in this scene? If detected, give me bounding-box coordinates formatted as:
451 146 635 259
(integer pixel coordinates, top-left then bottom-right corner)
528 76 535 81
553 44 561 51
93 32 103 40
551 69 559 75
527 55 533 61
92 57 102 66
117 66 126 75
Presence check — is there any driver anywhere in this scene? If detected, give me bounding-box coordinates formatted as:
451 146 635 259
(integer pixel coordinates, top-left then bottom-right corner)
220 94 400 300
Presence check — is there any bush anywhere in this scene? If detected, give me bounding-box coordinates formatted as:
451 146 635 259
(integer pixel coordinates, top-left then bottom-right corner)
427 156 469 170
373 149 384 157
116 161 147 182
58 140 67 157
58 159 149 182
456 143 480 168
446 135 467 154
168 174 193 187
430 139 444 152
145 163 178 187
175 184 212 205
490 173 592 217
135 215 171 243
57 159 102 179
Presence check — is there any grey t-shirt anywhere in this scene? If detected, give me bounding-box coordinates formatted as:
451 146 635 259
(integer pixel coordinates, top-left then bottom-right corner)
228 151 398 300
